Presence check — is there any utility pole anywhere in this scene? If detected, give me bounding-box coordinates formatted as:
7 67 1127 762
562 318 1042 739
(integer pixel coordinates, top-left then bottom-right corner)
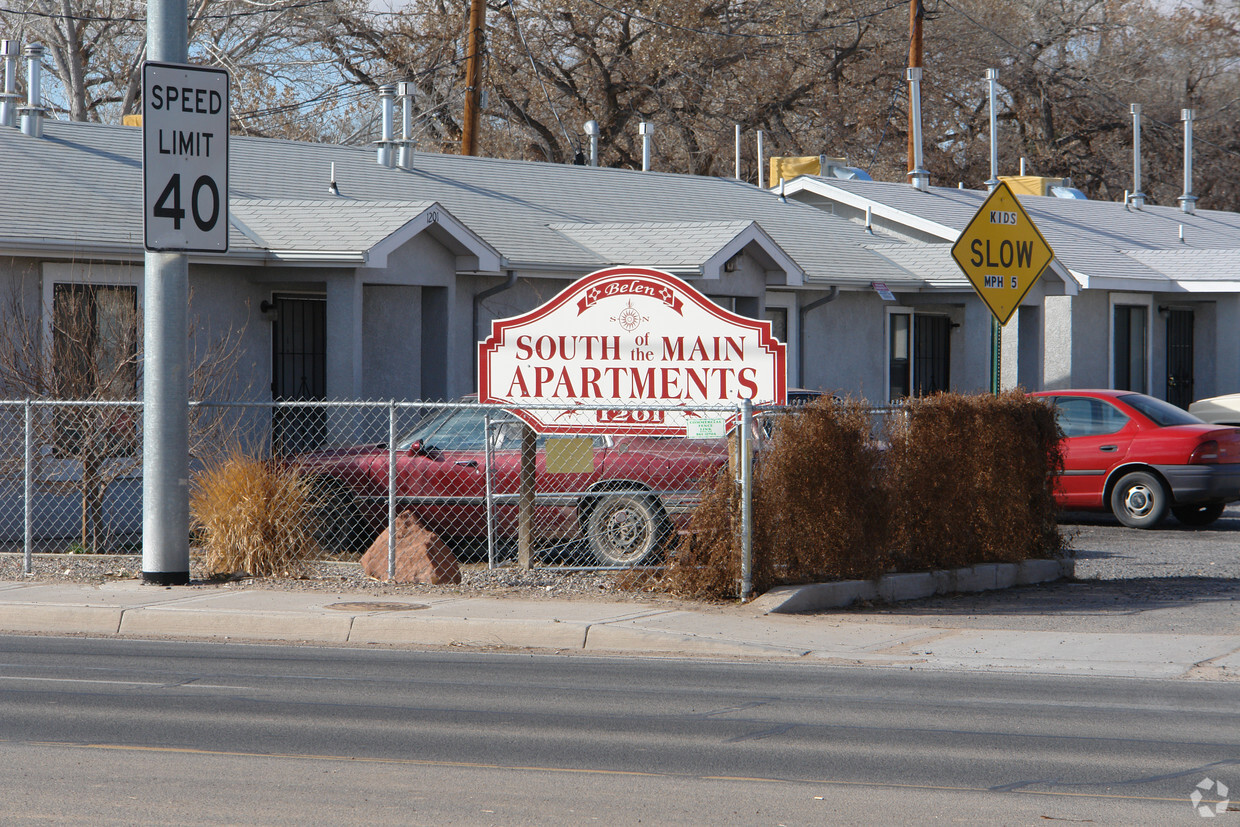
460 0 485 156
907 0 923 177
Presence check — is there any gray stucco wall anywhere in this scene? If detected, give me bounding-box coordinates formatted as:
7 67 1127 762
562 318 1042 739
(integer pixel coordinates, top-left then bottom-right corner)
800 290 886 401
362 285 422 400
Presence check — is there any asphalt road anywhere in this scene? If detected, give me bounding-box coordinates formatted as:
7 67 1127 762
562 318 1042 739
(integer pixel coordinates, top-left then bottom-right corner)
2 635 1237 824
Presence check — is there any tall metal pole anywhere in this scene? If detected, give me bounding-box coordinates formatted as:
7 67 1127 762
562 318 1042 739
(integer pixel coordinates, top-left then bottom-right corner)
142 0 191 585
460 0 485 156
991 318 1001 395
985 69 1000 191
907 0 923 178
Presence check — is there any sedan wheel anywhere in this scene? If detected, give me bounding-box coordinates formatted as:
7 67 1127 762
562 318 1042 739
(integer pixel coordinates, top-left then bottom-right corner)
586 492 669 566
1109 471 1169 529
1171 502 1225 527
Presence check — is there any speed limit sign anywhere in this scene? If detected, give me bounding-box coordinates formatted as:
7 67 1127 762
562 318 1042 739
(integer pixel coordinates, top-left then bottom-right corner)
142 62 229 252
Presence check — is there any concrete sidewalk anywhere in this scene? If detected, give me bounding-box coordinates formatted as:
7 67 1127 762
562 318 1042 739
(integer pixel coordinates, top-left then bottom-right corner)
1 578 1238 680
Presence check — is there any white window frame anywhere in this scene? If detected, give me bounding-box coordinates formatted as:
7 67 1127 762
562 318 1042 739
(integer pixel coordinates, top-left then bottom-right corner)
886 306 913 401
1108 292 1153 394
41 264 144 395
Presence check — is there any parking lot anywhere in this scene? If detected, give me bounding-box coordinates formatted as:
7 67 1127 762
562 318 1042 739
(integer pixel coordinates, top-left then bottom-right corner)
838 505 1240 637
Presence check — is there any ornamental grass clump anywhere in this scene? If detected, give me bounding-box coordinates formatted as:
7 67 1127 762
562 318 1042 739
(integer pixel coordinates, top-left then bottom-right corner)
190 450 317 578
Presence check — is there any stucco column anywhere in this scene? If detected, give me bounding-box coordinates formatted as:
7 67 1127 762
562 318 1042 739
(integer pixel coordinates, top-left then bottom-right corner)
326 274 363 400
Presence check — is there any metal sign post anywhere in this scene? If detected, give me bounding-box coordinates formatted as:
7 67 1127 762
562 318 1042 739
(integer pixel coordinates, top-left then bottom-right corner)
140 7 229 584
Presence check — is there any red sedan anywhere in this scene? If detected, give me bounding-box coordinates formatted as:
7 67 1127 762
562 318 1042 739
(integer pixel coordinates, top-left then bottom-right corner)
1031 390 1240 528
295 403 729 565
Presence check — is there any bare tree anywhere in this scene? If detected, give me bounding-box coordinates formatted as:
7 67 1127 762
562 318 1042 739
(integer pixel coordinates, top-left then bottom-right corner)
0 265 250 553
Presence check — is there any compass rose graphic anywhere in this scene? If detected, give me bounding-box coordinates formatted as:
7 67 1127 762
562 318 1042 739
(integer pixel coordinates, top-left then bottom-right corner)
611 299 648 332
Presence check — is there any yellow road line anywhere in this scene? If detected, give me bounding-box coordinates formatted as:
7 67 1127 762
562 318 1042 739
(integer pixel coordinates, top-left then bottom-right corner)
13 739 1201 804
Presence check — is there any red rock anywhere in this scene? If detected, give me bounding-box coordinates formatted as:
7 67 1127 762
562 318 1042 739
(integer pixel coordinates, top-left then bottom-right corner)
360 512 460 584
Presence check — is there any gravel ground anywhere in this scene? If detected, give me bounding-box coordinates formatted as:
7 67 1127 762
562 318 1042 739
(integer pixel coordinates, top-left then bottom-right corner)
2 505 1236 608
0 553 678 603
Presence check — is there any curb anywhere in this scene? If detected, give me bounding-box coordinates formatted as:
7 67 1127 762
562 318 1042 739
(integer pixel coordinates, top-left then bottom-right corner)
749 558 1074 615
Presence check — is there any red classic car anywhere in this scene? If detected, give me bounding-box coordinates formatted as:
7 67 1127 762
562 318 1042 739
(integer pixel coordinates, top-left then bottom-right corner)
295 403 731 565
1031 390 1240 528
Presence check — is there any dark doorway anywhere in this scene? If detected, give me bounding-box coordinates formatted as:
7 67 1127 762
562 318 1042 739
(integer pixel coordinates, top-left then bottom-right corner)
1166 308 1194 409
913 315 951 396
271 294 326 455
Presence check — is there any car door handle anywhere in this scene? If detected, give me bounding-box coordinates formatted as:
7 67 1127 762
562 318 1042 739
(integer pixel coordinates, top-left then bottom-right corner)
1099 445 1118 452
455 460 479 468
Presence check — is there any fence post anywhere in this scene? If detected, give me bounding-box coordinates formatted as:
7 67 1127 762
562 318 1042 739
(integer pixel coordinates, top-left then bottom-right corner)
388 400 397 580
739 398 753 602
483 411 495 569
23 399 31 575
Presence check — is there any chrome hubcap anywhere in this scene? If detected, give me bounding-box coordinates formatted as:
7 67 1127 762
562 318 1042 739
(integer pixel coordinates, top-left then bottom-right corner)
1123 484 1153 517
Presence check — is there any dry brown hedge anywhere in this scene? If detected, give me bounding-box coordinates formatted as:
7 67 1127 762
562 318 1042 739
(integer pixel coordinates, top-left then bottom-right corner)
662 391 1064 600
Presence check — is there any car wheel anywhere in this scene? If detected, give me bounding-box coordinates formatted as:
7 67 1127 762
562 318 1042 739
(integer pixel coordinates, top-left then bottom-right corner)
1109 471 1169 529
586 492 669 566
1171 502 1225 527
310 479 369 554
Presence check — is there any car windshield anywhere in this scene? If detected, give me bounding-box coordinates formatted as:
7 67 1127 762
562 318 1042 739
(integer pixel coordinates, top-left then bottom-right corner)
1118 393 1203 427
395 407 506 451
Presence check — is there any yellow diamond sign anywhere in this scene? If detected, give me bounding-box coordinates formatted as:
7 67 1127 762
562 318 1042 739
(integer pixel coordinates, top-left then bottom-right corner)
950 181 1055 326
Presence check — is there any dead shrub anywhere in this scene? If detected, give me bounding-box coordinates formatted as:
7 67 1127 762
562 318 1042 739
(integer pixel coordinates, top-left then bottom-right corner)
190 450 317 578
752 396 891 588
885 391 1063 570
663 391 1063 600
660 465 740 600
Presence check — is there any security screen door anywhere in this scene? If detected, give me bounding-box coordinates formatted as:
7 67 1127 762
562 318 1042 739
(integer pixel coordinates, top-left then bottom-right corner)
271 294 326 455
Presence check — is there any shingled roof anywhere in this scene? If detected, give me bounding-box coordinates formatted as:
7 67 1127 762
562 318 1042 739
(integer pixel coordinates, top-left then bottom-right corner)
0 120 931 289
786 176 1240 292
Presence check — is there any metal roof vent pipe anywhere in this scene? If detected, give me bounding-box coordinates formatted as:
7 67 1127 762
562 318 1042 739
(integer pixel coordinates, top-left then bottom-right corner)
18 43 44 138
1129 104 1146 209
1178 108 1196 214
985 69 1000 191
376 84 395 168
0 40 19 129
757 130 765 188
906 67 929 192
396 82 414 170
639 121 653 171
734 124 741 179
584 120 599 166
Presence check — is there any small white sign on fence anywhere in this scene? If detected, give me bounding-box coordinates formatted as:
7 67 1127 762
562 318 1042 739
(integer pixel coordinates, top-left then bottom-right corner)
685 417 727 440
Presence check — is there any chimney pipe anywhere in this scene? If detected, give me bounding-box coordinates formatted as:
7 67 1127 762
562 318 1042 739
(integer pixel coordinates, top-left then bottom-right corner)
734 124 742 180
377 84 395 168
757 130 765 188
906 67 929 191
19 43 44 138
639 121 652 171
1179 108 1196 214
396 82 413 170
584 120 599 167
1129 104 1145 209
985 69 999 191
0 40 18 129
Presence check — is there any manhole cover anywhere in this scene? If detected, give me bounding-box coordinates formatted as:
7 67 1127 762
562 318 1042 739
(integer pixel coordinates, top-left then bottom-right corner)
326 601 429 612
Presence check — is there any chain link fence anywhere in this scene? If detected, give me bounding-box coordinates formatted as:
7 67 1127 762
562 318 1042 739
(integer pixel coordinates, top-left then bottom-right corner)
1 398 907 580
